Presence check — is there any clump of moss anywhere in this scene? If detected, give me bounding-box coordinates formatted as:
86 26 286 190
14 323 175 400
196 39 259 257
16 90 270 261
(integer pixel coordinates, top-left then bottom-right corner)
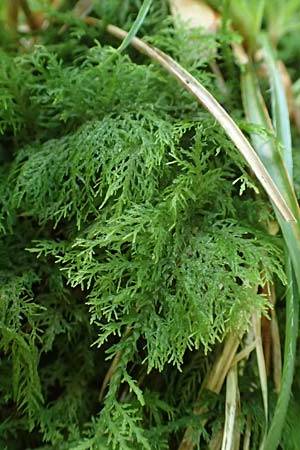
1 1 299 449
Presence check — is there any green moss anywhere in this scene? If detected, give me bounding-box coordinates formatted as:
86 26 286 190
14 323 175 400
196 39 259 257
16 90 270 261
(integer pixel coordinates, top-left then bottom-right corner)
0 1 298 449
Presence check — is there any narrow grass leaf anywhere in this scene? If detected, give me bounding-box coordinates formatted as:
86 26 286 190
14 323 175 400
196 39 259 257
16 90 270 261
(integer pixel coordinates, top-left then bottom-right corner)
117 0 153 53
241 67 300 290
252 312 268 434
261 34 293 178
264 261 299 450
242 64 300 450
253 37 298 450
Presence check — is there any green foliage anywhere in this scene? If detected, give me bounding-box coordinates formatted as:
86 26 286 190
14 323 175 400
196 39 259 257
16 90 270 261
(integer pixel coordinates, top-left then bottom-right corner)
0 1 296 449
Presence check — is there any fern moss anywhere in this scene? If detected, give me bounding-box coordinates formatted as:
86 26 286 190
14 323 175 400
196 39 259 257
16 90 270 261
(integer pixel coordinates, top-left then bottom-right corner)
0 1 294 449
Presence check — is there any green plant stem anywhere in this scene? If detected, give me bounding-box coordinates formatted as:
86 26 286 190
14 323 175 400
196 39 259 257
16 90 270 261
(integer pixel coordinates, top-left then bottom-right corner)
242 64 300 450
264 260 299 450
241 67 300 292
261 35 293 178
260 36 299 450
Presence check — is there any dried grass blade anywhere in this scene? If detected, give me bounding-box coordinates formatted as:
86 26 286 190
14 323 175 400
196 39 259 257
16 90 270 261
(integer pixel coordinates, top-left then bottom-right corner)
7 0 20 29
205 334 241 394
231 341 256 367
177 334 241 450
72 0 93 19
221 365 238 450
243 415 252 450
271 307 282 392
209 428 224 450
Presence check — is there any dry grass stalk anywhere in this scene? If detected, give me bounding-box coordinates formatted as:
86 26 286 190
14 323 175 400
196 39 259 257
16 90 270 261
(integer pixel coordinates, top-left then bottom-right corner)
231 341 256 367
19 0 39 30
98 351 122 402
209 428 224 450
242 415 252 450
252 310 268 445
178 335 241 450
7 0 20 30
221 365 238 450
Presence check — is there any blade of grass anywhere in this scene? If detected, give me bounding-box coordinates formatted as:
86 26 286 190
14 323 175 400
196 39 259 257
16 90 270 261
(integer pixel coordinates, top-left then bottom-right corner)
241 68 300 290
231 340 256 366
242 65 300 450
262 283 282 392
221 365 238 450
82 17 296 223
252 311 268 446
209 428 224 450
259 37 299 450
7 0 20 30
224 0 265 53
261 35 293 178
117 0 152 53
270 307 282 393
252 0 266 39
72 0 93 18
70 0 153 56
204 334 241 394
264 260 299 450
243 415 252 450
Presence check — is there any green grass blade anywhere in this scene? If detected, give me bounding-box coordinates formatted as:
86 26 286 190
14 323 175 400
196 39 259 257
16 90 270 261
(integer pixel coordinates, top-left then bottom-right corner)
265 0 300 41
242 65 300 450
251 0 266 41
241 66 300 287
117 0 152 53
252 312 268 444
225 0 265 52
258 36 298 450
264 260 299 450
241 68 300 292
261 35 293 178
